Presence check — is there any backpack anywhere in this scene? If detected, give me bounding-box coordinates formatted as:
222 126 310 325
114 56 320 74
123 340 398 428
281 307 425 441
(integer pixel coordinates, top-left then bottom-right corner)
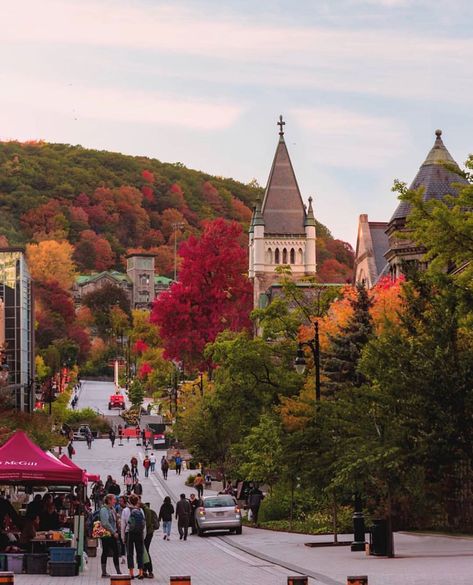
151 509 160 531
128 508 145 534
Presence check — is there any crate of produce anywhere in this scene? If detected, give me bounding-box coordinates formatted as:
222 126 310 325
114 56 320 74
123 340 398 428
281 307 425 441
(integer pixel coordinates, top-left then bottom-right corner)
49 547 76 563
86 546 97 557
5 553 24 574
86 537 98 548
48 561 78 577
25 553 49 574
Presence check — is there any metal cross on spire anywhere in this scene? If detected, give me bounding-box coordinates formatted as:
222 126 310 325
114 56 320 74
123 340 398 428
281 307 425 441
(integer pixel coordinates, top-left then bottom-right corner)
277 114 285 136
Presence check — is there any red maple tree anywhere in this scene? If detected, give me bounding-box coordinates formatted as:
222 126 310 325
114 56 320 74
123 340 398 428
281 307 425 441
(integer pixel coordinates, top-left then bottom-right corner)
151 218 252 371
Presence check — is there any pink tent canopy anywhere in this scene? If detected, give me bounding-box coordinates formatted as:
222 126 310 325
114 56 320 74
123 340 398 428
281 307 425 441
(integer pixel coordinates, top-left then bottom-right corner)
59 454 99 483
0 431 84 485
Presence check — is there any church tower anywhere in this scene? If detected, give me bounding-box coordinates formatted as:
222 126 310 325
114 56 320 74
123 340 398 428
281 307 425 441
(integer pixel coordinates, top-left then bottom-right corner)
385 129 469 279
249 116 317 307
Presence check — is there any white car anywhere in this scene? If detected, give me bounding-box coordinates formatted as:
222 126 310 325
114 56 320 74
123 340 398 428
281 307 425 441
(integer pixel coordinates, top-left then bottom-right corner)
195 495 242 536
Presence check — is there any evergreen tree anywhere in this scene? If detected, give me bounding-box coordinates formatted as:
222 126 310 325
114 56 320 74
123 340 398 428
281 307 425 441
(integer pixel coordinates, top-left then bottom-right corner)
322 283 373 396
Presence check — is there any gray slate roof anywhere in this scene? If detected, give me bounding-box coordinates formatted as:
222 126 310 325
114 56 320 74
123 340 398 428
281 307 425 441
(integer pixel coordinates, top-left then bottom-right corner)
391 130 468 222
369 222 389 275
262 136 307 235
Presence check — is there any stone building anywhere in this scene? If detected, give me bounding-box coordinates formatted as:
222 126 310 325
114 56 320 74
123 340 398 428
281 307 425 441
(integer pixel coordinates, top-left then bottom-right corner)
0 247 35 412
249 117 317 307
354 130 468 286
73 253 172 310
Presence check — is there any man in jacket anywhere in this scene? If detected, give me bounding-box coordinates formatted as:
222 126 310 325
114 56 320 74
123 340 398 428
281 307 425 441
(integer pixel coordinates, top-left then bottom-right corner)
248 485 264 526
175 493 191 540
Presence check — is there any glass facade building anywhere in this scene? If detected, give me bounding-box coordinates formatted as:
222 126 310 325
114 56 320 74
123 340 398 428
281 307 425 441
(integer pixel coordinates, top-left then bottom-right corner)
0 248 34 411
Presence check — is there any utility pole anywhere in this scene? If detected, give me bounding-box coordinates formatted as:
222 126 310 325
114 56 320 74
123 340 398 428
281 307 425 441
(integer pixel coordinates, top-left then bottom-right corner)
172 222 185 281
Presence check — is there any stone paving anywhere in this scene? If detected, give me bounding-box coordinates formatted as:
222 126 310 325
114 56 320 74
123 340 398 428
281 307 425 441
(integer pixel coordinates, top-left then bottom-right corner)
12 380 473 584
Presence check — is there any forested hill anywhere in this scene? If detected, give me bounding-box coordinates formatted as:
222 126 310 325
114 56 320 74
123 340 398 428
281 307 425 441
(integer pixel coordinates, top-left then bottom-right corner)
0 141 354 281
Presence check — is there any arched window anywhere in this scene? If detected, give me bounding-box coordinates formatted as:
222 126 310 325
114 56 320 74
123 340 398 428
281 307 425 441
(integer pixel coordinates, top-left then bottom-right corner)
282 248 288 263
290 248 295 264
275 249 280 264
298 248 303 264
266 248 273 264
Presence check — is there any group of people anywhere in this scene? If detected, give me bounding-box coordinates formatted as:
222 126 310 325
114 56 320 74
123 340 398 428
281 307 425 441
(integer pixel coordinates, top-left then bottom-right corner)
0 490 81 555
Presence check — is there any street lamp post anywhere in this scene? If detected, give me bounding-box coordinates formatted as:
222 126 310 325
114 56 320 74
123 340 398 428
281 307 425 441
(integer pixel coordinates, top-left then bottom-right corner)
294 320 321 402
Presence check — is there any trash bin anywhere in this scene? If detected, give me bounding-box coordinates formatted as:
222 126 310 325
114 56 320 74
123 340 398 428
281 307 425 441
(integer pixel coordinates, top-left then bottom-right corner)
370 519 389 556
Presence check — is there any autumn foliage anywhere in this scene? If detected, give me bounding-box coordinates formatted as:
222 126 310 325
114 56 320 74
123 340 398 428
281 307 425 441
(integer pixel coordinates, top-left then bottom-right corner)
151 219 253 370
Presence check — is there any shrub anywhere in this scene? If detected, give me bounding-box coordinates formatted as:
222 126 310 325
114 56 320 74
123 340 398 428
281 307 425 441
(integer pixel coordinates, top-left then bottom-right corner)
185 474 197 486
65 408 110 432
259 491 292 522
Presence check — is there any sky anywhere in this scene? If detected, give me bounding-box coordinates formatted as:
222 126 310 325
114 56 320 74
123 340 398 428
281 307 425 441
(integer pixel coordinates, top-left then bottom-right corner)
2 0 473 247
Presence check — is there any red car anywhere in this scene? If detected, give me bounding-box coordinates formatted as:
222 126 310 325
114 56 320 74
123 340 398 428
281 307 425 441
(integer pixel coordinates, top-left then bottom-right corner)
108 394 125 410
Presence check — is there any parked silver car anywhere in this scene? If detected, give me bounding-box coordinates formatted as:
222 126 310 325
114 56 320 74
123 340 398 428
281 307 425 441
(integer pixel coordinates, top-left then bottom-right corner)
195 495 242 535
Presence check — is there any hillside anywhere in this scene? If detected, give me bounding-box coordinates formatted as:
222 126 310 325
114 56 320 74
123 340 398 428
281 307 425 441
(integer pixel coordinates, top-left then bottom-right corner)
0 141 353 281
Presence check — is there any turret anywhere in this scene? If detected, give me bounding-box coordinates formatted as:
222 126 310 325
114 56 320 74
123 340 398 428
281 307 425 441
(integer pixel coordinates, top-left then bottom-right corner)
304 196 316 274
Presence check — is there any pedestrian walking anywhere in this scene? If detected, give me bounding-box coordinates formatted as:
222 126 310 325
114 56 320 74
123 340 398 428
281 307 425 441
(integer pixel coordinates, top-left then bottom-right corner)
92 481 105 511
99 494 121 577
193 473 204 498
109 429 116 448
143 456 151 478
174 452 182 475
125 473 133 495
149 453 156 473
67 441 75 459
189 493 200 535
115 495 128 566
158 496 174 541
175 493 191 540
121 464 130 484
130 457 139 481
161 456 169 480
121 494 145 580
118 425 123 445
104 475 114 493
141 501 159 578
132 481 143 497
86 429 93 450
248 484 264 526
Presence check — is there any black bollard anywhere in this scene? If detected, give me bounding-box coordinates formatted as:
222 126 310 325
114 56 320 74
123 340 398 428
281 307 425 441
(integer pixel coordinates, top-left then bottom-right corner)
351 493 366 551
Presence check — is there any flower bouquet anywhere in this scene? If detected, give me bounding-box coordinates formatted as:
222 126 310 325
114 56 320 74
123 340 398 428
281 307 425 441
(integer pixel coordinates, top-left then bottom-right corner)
92 521 111 538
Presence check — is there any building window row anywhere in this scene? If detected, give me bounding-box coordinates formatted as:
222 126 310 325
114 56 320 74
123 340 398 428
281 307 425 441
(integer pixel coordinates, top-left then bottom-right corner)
266 247 303 265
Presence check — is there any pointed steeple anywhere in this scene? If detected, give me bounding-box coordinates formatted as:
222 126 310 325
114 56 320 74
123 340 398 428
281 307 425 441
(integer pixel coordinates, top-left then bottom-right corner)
390 129 468 223
304 196 316 227
262 115 306 235
253 194 265 226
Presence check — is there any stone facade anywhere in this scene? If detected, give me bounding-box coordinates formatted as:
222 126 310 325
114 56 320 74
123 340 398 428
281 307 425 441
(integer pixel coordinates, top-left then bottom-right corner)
73 253 172 310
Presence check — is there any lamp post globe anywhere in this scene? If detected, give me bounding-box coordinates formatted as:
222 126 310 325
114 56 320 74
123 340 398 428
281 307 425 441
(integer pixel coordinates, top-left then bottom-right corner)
294 348 307 375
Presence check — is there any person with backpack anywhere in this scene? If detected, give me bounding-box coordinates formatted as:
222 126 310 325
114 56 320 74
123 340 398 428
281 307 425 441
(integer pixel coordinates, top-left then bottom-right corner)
132 481 143 497
99 494 121 577
141 502 159 578
121 494 146 580
158 496 174 541
175 493 191 540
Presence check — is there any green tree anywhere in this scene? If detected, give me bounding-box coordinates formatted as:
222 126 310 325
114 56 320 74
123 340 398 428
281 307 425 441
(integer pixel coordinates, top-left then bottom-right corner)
236 412 284 492
322 282 373 396
128 378 145 409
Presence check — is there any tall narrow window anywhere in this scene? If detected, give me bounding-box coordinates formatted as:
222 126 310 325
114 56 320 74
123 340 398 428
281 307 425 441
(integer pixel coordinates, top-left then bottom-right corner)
298 248 303 264
290 248 295 264
282 248 288 263
266 248 273 264
275 249 280 264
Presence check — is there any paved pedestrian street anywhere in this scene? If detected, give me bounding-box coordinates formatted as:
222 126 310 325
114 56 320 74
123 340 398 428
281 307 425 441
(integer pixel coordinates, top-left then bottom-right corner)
14 381 473 585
